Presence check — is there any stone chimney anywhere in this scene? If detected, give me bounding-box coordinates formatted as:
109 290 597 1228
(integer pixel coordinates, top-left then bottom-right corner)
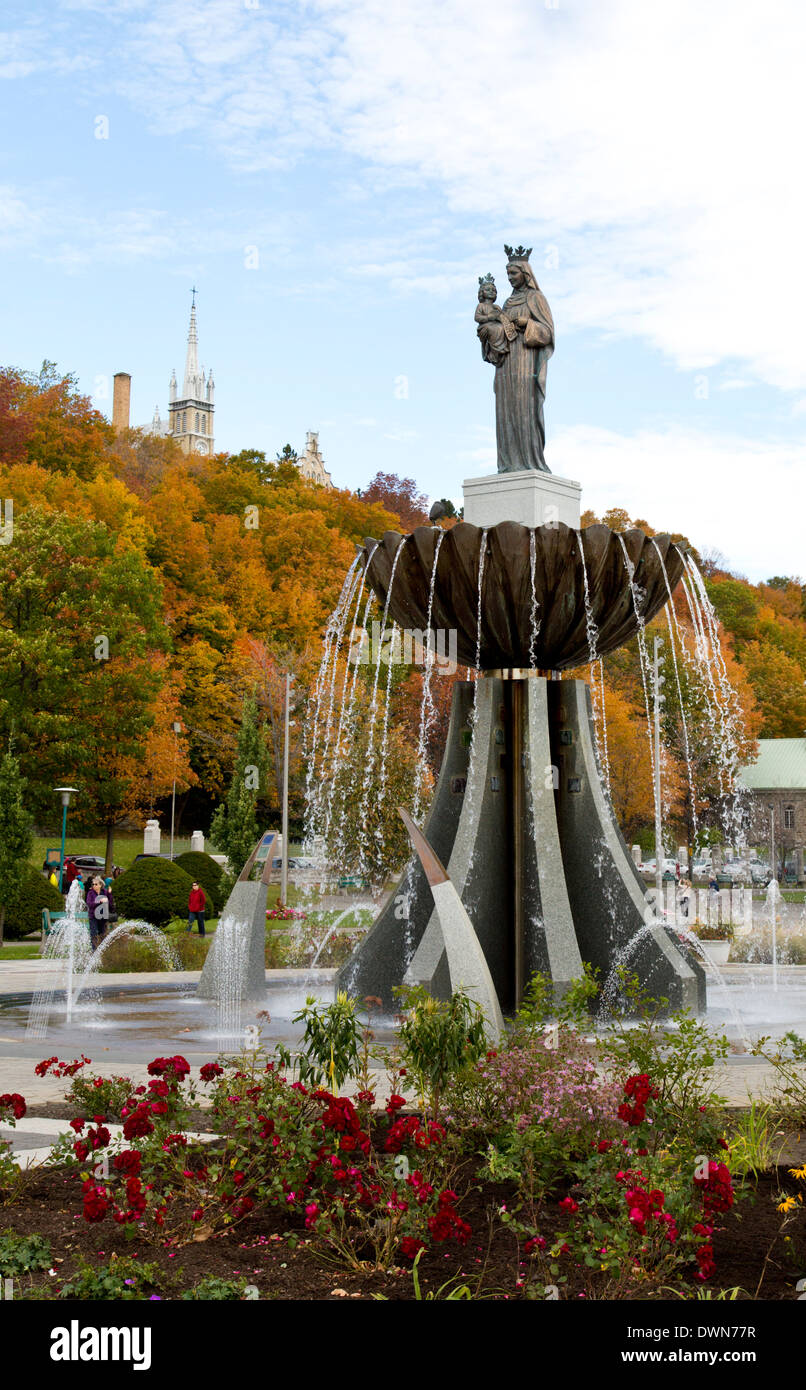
112 372 131 433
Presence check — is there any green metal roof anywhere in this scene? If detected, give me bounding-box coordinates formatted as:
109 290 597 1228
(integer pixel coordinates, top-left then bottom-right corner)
739 738 806 791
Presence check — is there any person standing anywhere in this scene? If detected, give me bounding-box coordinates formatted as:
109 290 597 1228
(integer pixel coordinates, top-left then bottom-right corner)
86 876 110 951
187 882 207 936
677 878 693 922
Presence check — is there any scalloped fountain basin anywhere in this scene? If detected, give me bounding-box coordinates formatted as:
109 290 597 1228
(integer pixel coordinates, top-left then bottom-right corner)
361 521 685 670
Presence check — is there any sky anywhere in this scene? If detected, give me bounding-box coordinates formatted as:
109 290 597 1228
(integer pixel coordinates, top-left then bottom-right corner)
2 0 805 581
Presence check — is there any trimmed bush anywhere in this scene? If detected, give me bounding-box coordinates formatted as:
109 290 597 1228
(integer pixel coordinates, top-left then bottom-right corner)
98 929 211 972
113 857 194 928
3 866 62 939
174 850 225 912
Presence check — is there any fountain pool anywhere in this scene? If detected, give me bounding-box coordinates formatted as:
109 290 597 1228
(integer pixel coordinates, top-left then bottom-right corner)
1 966 804 1074
0 971 398 1067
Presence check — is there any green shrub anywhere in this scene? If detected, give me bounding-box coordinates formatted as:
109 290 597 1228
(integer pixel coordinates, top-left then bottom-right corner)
58 1256 169 1300
180 1275 250 1300
171 930 213 969
0 1229 51 1277
95 924 211 972
2 865 62 939
396 985 489 1118
113 857 194 928
730 933 806 964
64 1072 133 1120
174 851 225 912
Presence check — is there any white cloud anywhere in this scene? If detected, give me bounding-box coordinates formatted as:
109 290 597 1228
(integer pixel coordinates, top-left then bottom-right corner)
0 18 94 80
548 424 805 582
41 0 806 390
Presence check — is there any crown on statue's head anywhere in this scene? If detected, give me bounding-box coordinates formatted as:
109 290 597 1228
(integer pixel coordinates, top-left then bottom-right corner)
478 273 495 287
505 244 532 262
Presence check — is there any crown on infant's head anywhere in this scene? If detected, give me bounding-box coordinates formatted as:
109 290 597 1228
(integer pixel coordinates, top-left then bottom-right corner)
478 273 495 287
505 244 532 262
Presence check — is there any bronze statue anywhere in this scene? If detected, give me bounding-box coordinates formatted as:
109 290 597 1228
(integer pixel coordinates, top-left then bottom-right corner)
475 274 516 367
476 246 554 473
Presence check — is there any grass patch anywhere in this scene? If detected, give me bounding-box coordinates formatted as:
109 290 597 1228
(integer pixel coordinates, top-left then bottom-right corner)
0 940 42 959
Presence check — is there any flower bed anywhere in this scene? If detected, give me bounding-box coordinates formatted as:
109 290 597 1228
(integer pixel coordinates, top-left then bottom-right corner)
1 983 805 1301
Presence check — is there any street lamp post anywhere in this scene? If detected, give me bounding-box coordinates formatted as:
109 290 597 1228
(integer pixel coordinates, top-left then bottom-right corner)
169 722 182 862
768 802 778 991
280 674 293 908
53 787 79 893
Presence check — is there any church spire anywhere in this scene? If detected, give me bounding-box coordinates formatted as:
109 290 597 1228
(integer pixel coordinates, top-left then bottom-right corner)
168 289 214 456
183 292 200 398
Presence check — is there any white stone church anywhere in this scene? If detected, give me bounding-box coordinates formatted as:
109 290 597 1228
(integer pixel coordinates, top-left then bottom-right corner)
111 296 332 484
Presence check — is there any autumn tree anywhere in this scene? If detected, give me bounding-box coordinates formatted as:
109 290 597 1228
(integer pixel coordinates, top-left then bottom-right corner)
0 507 167 824
0 744 34 946
87 675 197 869
361 472 430 531
316 703 430 891
210 691 270 876
0 362 113 479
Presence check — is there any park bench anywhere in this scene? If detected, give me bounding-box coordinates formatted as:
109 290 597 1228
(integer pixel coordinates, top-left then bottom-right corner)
40 909 90 951
337 875 368 892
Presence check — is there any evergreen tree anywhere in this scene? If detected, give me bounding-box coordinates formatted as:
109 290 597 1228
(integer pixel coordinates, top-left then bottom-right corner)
0 744 34 947
209 691 270 878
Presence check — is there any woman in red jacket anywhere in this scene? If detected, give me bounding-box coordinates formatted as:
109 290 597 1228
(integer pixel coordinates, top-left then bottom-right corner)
187 882 207 936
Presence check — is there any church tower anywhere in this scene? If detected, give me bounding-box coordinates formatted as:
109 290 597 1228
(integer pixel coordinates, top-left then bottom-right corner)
168 292 215 455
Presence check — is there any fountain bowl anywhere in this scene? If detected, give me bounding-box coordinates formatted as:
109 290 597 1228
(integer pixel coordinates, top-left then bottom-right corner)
361 521 686 671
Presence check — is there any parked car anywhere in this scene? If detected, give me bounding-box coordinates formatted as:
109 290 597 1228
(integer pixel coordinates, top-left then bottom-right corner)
641 858 678 876
716 862 747 883
56 854 121 878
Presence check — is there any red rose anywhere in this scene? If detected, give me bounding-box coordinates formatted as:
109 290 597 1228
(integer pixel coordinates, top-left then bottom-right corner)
113 1150 142 1176
123 1107 154 1141
0 1093 26 1121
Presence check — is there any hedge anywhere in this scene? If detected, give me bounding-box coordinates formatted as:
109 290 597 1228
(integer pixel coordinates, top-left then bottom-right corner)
173 851 225 913
3 866 63 940
112 858 194 928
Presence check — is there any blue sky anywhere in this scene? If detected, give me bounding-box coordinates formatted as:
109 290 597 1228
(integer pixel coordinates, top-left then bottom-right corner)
2 0 805 581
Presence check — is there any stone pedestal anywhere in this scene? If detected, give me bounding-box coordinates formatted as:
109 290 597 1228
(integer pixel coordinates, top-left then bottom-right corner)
143 819 161 855
339 677 703 1016
463 471 582 530
190 830 205 853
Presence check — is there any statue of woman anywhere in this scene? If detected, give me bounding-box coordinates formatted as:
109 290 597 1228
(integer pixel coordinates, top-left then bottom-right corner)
479 246 554 473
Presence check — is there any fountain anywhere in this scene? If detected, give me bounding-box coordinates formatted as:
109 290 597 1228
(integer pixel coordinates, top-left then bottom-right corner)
323 245 720 1018
26 880 93 1038
26 880 181 1039
0 248 799 1073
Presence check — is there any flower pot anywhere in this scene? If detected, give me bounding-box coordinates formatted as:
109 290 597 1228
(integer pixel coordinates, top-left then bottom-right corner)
701 939 731 966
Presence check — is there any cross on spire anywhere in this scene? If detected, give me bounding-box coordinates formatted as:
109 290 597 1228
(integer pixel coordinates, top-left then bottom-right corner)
191 285 197 307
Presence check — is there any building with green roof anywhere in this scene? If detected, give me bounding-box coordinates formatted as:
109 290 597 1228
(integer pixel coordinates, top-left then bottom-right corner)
739 738 806 883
